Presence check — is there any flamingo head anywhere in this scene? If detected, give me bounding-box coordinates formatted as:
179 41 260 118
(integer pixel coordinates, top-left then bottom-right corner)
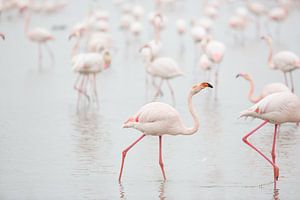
102 50 111 69
261 35 272 44
191 82 213 95
0 33 5 40
139 44 153 62
212 52 223 63
236 73 251 80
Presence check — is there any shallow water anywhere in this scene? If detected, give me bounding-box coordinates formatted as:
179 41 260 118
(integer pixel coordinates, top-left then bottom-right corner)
0 0 300 199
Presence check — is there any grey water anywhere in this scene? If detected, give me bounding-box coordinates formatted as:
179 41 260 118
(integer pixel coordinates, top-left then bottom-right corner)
0 0 300 199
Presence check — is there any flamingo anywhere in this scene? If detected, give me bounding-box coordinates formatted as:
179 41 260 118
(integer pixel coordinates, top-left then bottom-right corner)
72 50 111 105
199 54 213 80
236 73 290 103
140 45 183 104
150 13 165 42
118 82 213 181
23 6 55 66
261 35 300 92
240 91 300 188
202 37 225 97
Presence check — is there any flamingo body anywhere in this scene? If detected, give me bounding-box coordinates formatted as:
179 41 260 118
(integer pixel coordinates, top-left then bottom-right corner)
240 92 300 124
123 102 185 136
27 28 54 43
273 51 300 72
148 57 183 79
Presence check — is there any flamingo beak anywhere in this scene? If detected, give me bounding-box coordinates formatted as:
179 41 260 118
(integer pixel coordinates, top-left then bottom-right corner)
236 73 242 78
0 33 5 40
68 33 76 40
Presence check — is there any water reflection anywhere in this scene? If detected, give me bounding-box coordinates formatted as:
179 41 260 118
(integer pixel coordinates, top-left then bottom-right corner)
158 181 166 200
72 110 103 175
119 182 126 200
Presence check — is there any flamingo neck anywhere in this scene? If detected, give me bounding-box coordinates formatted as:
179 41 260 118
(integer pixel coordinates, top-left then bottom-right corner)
266 39 275 69
182 92 200 135
247 78 261 103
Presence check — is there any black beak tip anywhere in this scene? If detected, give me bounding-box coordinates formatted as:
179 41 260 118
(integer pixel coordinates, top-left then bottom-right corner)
207 83 213 88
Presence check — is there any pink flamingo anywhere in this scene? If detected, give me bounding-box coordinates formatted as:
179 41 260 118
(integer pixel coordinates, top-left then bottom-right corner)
23 7 55 66
202 37 225 97
118 82 213 181
261 35 300 92
140 45 183 104
72 50 111 106
240 91 300 188
236 73 290 103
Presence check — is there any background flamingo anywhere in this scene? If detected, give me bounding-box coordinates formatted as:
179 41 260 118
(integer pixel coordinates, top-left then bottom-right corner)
118 82 213 181
72 50 111 106
261 35 300 92
23 6 55 66
236 73 290 103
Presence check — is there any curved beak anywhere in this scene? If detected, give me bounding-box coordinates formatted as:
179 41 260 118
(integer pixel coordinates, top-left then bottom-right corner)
68 32 76 40
235 73 241 78
206 83 213 88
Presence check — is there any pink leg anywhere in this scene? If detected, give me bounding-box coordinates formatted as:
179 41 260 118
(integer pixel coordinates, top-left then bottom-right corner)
271 124 279 189
38 43 42 68
153 79 164 101
166 80 175 106
289 72 294 93
92 73 99 107
283 72 288 87
80 75 90 102
242 120 279 183
45 43 54 66
159 136 167 180
119 134 146 182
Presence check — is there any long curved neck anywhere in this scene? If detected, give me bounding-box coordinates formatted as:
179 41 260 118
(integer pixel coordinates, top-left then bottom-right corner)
247 78 261 103
182 92 200 135
266 39 275 69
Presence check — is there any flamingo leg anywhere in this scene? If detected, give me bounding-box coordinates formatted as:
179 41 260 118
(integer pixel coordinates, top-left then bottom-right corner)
45 42 54 66
81 75 90 102
242 120 279 183
118 134 146 182
283 72 288 87
159 136 167 180
38 43 42 68
289 72 294 93
271 124 279 187
152 77 163 96
166 80 176 106
92 73 99 107
153 78 164 101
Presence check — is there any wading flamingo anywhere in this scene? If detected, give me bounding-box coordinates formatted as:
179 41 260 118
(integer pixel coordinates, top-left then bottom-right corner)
72 50 111 106
140 44 183 104
118 82 213 181
240 91 300 189
261 35 300 92
236 73 290 103
23 7 55 66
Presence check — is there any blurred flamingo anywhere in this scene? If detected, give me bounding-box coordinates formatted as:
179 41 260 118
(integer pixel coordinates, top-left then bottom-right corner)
118 82 213 181
0 33 5 40
140 44 183 104
261 35 300 92
72 50 111 106
23 6 55 66
236 73 290 103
